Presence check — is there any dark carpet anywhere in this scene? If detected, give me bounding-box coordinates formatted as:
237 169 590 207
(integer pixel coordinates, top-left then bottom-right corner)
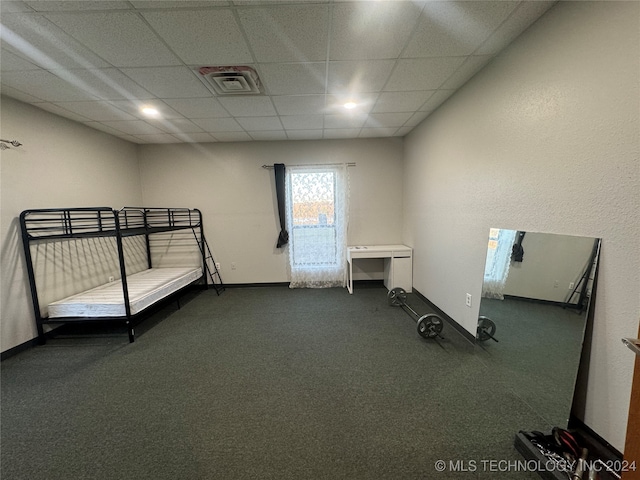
2 286 545 479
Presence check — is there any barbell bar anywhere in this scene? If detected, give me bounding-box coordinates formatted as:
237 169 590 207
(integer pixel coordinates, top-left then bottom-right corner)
387 287 444 339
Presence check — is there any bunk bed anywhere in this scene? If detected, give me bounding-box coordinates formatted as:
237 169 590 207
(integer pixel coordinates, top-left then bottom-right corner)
20 207 223 344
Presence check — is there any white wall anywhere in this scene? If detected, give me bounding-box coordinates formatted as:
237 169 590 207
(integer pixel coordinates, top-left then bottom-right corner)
503 232 596 303
137 138 404 284
403 1 639 452
0 97 142 351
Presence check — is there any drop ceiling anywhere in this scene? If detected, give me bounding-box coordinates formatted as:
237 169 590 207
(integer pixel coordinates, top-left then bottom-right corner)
0 0 556 144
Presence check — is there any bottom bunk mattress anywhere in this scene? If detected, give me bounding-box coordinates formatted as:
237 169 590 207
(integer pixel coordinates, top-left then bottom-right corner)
47 267 203 318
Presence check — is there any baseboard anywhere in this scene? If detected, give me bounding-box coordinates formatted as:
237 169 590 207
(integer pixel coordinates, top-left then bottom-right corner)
504 294 581 310
223 280 384 289
223 282 290 288
412 289 476 344
1 327 60 361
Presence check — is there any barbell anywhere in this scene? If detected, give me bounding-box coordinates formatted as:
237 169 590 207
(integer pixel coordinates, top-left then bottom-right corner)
387 287 444 339
476 316 498 342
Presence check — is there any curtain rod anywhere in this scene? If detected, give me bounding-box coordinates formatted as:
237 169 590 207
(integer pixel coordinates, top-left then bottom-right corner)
262 162 356 169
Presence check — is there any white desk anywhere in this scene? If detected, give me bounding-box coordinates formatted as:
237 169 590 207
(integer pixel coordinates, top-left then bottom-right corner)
346 245 412 294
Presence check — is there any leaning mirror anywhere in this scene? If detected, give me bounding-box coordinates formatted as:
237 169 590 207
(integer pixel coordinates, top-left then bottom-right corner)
475 229 601 430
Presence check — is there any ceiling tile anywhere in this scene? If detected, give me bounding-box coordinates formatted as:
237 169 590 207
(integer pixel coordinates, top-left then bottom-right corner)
1 2 34 13
163 97 230 118
404 111 431 127
171 132 217 143
440 55 493 91
236 116 283 131
272 95 325 116
120 66 211 98
477 1 556 55
108 100 184 120
210 131 252 142
395 126 414 136
384 57 466 91
402 2 519 58
372 91 435 113
133 133 181 143
131 1 227 8
0 49 40 71
324 113 367 129
359 127 398 137
258 63 326 95
192 117 244 132
419 90 455 112
218 97 277 117
248 131 288 141
280 115 323 130
51 101 136 121
364 112 413 128
84 121 138 137
1 70 98 101
0 85 44 103
25 1 131 11
286 130 323 140
327 60 395 94
148 118 205 134
0 13 112 69
100 120 166 135
238 4 329 63
45 11 181 67
50 68 155 101
141 9 252 65
325 93 377 114
323 128 360 139
330 2 423 60
33 102 92 122
233 0 327 5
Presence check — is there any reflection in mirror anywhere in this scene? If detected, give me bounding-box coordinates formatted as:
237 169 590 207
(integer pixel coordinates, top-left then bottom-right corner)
476 229 600 430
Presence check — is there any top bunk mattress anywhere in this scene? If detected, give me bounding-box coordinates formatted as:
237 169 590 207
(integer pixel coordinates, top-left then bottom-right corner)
48 267 202 318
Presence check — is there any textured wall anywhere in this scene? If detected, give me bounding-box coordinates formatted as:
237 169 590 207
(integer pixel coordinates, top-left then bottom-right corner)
0 97 142 351
403 1 639 451
137 138 404 284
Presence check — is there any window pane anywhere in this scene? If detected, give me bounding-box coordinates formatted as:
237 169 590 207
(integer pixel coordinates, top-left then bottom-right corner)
290 171 337 266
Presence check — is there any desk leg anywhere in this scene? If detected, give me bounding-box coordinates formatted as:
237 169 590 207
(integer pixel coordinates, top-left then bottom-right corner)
348 259 353 294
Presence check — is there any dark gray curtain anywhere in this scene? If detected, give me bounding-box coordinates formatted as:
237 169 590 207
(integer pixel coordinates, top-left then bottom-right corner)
511 231 526 262
274 163 289 248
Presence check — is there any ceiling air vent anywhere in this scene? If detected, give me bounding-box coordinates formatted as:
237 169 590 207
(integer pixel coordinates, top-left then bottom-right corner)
199 66 263 96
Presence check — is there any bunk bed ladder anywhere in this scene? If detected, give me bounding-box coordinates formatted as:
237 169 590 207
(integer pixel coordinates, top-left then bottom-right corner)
194 230 225 295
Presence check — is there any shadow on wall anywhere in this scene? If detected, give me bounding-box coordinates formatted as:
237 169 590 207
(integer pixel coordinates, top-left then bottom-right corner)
0 218 34 345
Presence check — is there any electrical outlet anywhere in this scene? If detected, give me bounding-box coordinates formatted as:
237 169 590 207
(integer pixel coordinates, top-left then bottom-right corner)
215 262 221 270
231 262 236 270
108 276 114 282
465 293 472 307
554 280 559 288
569 282 574 289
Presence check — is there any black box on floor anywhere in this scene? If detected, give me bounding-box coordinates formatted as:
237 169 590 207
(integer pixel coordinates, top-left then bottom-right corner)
514 432 569 480
514 430 622 480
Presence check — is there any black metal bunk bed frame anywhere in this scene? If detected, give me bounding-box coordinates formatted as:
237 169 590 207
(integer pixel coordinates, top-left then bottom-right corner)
20 207 224 344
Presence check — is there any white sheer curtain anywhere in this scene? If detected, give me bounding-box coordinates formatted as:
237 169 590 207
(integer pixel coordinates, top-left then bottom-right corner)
286 164 349 288
482 228 517 299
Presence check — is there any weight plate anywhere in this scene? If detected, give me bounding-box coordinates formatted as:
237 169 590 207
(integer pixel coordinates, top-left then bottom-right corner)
417 314 444 339
476 316 497 342
387 287 407 306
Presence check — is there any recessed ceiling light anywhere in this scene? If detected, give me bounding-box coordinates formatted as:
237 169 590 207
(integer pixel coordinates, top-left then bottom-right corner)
344 102 357 110
141 106 159 117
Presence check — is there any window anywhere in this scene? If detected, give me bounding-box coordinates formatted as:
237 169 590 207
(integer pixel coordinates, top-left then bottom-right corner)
285 165 348 288
482 228 517 299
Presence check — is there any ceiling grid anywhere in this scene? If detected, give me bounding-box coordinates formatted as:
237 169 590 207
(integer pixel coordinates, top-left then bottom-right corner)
0 0 557 144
